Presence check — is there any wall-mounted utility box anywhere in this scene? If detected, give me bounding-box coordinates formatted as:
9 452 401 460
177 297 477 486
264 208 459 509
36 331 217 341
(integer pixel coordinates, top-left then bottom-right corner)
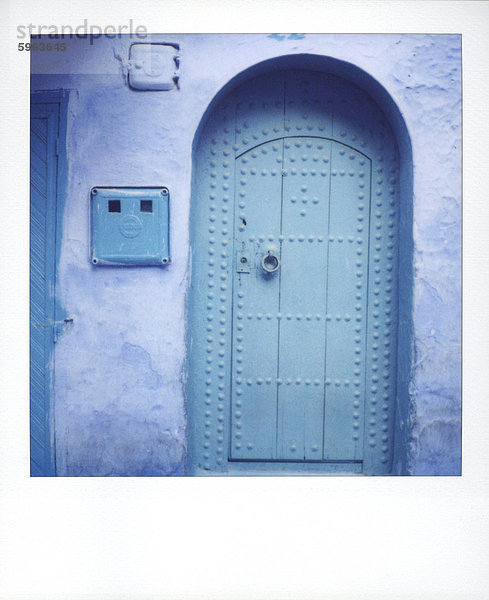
128 43 180 91
90 187 170 266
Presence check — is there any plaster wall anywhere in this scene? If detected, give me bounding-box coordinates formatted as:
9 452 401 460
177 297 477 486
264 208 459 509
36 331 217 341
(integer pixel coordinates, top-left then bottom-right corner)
31 33 461 475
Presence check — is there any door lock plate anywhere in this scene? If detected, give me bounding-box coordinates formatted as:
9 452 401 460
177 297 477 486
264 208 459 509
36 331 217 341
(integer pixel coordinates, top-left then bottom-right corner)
236 251 250 273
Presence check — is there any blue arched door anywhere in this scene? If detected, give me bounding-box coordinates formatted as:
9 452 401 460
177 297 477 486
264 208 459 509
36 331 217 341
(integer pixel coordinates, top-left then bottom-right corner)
187 70 399 475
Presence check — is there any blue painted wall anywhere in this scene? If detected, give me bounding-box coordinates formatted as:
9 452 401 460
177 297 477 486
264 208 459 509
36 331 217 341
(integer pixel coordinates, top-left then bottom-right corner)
31 33 461 475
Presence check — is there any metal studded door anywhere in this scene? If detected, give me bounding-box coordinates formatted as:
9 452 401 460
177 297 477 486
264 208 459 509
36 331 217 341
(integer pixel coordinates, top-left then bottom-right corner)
188 70 399 475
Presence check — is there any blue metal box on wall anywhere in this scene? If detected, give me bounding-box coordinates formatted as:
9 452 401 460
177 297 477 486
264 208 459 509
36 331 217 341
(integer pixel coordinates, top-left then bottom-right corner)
90 186 170 266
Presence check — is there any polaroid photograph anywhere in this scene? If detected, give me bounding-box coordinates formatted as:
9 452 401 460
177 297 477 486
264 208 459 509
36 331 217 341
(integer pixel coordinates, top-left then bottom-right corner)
1 2 488 599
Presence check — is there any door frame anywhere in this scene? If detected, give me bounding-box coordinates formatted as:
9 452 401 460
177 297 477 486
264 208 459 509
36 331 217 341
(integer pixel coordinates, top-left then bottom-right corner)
30 89 70 476
186 55 414 476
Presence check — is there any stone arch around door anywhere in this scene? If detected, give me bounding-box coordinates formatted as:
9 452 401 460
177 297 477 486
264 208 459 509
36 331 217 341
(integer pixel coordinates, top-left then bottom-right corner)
186 56 413 476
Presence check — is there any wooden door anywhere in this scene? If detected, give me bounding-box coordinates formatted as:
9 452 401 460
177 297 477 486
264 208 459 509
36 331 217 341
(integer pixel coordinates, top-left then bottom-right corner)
188 70 399 475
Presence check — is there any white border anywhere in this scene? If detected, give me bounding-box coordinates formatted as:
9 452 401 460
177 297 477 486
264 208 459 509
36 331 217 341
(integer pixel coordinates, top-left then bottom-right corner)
1 1 488 598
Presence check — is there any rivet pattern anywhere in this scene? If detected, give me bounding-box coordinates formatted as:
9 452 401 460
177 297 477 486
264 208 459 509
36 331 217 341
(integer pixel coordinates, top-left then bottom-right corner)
362 138 399 471
188 70 399 475
231 139 285 460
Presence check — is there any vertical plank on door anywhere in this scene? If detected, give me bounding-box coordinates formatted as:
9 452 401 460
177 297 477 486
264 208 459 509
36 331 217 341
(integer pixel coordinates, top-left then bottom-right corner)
323 143 371 460
278 138 332 460
230 143 283 460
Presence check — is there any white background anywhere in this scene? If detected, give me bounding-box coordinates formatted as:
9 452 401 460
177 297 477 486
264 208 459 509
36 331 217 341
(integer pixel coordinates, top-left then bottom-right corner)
1 1 488 598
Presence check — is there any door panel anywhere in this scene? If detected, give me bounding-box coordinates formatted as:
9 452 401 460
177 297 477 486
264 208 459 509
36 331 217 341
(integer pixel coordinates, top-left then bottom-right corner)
230 142 283 460
323 143 370 460
188 70 399 475
230 138 371 462
277 138 332 460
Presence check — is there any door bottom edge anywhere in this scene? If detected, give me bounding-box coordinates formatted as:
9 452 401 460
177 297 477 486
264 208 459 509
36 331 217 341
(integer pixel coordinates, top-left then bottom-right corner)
191 460 364 476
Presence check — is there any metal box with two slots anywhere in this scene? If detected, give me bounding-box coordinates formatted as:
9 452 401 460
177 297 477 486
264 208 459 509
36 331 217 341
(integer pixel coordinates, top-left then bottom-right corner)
90 187 170 266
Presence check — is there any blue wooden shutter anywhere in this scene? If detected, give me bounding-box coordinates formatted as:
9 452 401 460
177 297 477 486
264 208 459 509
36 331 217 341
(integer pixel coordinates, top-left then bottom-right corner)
30 102 59 476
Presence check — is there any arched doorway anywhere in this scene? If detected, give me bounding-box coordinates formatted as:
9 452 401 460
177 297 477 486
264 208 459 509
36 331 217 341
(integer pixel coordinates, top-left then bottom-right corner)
187 63 408 475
